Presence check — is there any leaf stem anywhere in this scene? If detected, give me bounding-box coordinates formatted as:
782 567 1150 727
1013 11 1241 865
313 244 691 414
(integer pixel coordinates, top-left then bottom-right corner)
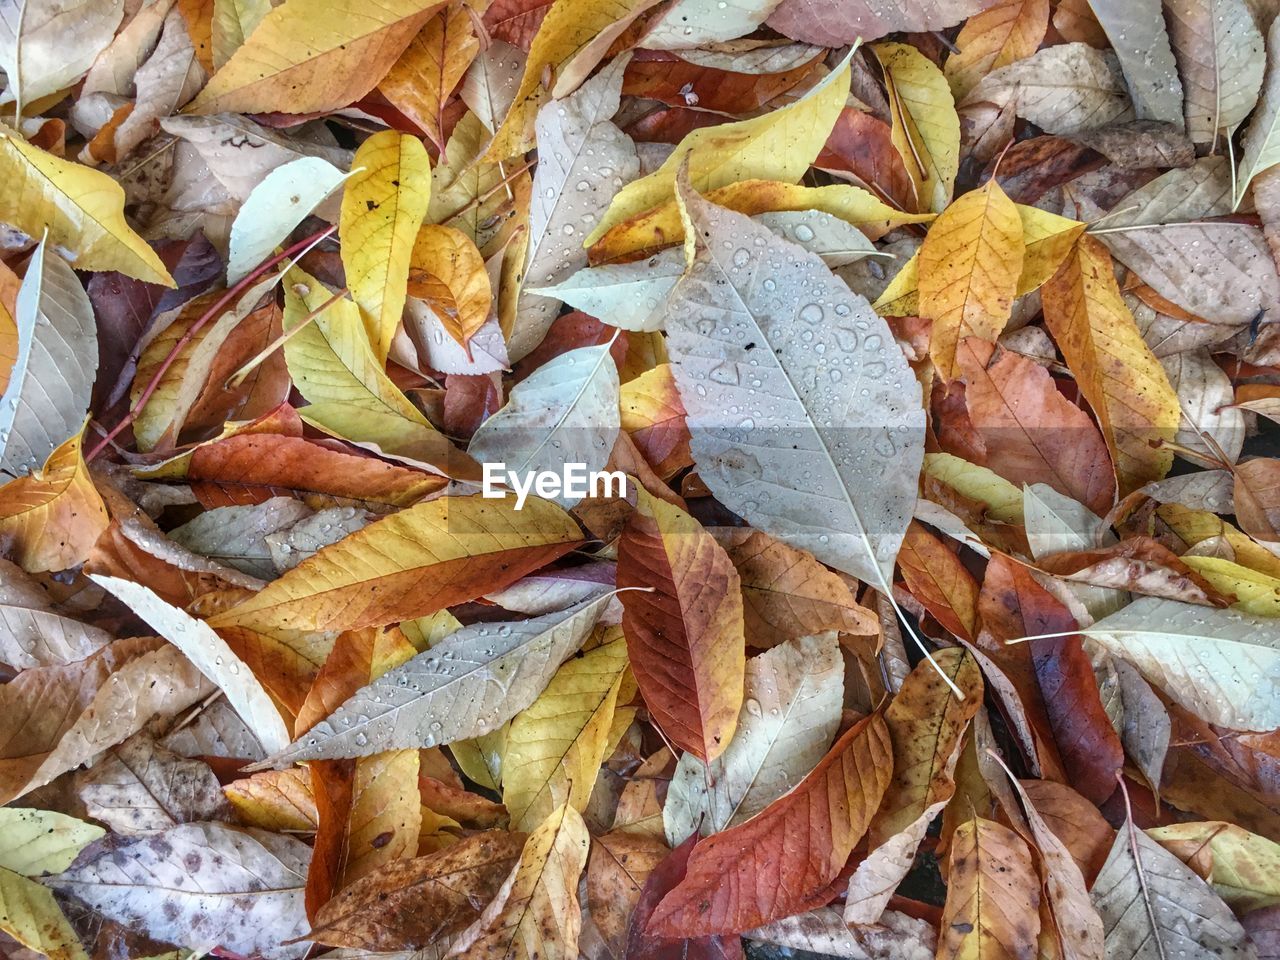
224 285 349 390
86 224 338 463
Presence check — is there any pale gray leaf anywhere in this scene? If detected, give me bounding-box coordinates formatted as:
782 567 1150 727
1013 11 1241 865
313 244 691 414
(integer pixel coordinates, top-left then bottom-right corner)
1091 820 1254 960
663 633 842 846
677 41 823 74
459 40 523 134
1114 659 1171 798
1161 350 1245 464
0 0 123 108
254 592 614 767
1137 470 1235 514
468 344 620 507
511 56 638 361
1167 0 1265 144
160 113 351 203
161 698 267 762
89 574 292 754
399 304 509 376
0 241 98 476
747 907 935 960
170 497 314 578
484 562 618 616
0 558 113 668
964 44 1135 135
661 181 925 586
1024 483 1123 618
1085 0 1184 126
46 822 311 960
644 0 786 48
227 157 346 283
1084 596 1280 731
1237 17 1280 206
76 733 232 834
266 506 370 573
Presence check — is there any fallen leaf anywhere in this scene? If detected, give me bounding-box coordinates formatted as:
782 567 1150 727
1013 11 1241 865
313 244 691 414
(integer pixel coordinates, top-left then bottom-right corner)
617 488 745 763
767 0 996 45
646 711 893 937
1166 0 1264 144
938 816 1042 960
876 41 961 214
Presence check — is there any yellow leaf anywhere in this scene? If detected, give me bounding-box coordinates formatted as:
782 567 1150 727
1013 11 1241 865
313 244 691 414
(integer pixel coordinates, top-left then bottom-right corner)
211 0 270 68
0 431 107 574
451 728 507 792
1042 236 1179 494
923 452 1025 524
0 809 103 875
207 494 583 633
1148 821 1280 912
944 0 1051 100
451 803 590 960
485 0 662 162
378 2 479 149
1016 204 1086 295
0 126 173 286
1156 503 1280 580
408 224 492 348
187 0 442 115
341 131 433 362
590 179 932 264
223 768 318 831
1180 556 1280 617
875 42 960 214
0 867 87 960
282 267 463 472
503 636 629 831
873 204 1085 315
938 817 1041 960
585 61 853 246
0 261 17 395
918 178 1024 379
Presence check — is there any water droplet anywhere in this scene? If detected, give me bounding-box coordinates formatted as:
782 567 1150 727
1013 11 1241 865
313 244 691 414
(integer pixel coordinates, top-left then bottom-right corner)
798 303 823 324
793 224 815 243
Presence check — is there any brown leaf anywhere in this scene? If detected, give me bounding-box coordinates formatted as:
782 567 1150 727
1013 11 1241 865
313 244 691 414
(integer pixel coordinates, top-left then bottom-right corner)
646 711 893 937
896 522 981 641
586 831 670 954
616 490 746 763
938 816 1042 960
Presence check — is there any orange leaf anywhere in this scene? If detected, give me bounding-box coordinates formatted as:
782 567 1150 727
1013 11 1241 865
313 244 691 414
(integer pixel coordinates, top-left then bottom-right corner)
645 711 893 937
896 522 980 642
616 489 746 763
408 224 492 348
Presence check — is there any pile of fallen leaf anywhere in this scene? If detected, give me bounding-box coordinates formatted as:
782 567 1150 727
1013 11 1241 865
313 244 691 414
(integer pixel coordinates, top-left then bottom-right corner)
2 0 1280 957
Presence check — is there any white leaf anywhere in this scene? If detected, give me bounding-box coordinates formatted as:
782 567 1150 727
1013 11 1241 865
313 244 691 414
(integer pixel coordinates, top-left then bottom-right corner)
511 55 638 361
963 44 1135 135
0 241 98 476
1084 596 1280 731
0 0 124 109
266 506 370 573
1084 0 1183 126
46 822 311 960
1167 0 1265 144
75 734 232 834
644 0 785 48
663 633 842 845
1161 350 1245 464
468 344 620 507
227 156 348 283
1113 659 1171 798
88 574 292 753
254 591 615 767
1091 818 1254 960
1236 17 1280 206
535 212 883 333
661 179 925 586
1024 482 1123 619
0 558 113 668
398 302 509 376
484 561 619 615
170 497 315 579
747 907 936 960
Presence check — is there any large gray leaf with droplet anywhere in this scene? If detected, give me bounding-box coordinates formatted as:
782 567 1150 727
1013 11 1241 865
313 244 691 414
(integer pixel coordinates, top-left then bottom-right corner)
45 822 310 960
1083 596 1280 732
664 633 842 846
1090 821 1254 960
1236 17 1280 207
1085 0 1183 127
661 180 925 586
534 211 884 332
170 497 315 579
510 55 639 361
1097 159 1280 323
252 592 614 767
0 241 98 476
468 344 620 507
1166 0 1264 145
